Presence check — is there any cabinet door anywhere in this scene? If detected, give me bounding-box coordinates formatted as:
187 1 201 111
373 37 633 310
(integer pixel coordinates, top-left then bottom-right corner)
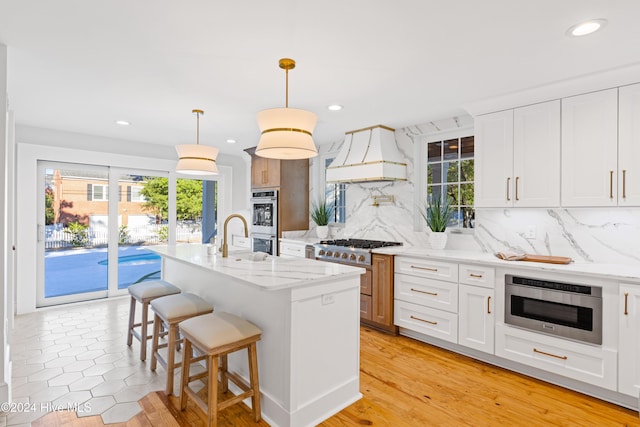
561 89 618 206
251 156 281 188
618 83 640 206
458 284 494 353
619 284 640 396
513 100 560 207
474 110 514 207
372 254 394 328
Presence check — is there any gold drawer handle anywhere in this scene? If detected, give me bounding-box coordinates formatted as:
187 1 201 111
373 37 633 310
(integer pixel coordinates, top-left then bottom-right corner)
411 265 438 272
515 176 520 201
410 315 438 325
410 288 438 296
506 177 511 201
623 169 627 199
533 348 567 360
609 170 614 199
487 296 491 314
469 273 483 278
624 292 629 315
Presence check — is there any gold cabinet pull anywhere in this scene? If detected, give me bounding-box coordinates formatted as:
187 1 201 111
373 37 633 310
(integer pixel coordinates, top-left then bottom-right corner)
506 177 511 201
624 292 629 315
487 296 492 314
610 170 614 199
469 273 483 278
410 288 438 296
410 315 438 325
623 170 627 199
515 176 520 201
533 348 567 360
411 265 438 272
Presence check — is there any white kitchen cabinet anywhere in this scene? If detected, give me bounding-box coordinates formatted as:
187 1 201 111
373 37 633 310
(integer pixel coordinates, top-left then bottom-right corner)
475 100 560 207
618 83 640 206
395 299 458 344
618 284 640 397
458 283 495 354
561 88 618 206
496 323 617 390
279 239 307 258
474 109 513 207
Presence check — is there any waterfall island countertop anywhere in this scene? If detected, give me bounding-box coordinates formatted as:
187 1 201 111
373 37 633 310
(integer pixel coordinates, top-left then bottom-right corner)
150 243 364 290
150 243 365 427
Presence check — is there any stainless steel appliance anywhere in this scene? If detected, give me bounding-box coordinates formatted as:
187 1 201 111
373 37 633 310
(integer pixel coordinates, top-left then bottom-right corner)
505 274 603 345
314 239 402 266
250 190 278 255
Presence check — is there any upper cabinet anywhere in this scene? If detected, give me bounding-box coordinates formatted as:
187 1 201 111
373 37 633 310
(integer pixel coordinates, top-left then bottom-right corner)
244 147 310 233
475 100 560 207
618 83 640 206
561 89 618 207
562 86 640 207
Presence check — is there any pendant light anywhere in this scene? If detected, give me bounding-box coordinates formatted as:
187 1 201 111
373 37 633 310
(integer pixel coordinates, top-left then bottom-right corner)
256 58 318 159
175 109 219 175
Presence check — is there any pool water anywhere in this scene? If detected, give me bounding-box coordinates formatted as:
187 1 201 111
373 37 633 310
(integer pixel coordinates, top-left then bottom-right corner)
45 246 162 298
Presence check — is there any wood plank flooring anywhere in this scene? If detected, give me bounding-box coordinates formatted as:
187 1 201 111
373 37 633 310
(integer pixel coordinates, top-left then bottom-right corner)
33 327 639 426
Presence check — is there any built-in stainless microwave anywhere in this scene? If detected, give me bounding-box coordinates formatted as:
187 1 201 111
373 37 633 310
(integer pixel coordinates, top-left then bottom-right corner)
505 274 602 345
251 233 277 256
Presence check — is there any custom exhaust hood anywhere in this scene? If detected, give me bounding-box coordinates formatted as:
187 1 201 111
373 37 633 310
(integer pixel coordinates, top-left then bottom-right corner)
326 125 407 183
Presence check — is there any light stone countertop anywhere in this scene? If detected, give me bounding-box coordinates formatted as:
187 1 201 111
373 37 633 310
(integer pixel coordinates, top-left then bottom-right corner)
279 237 320 245
372 246 640 284
150 244 364 291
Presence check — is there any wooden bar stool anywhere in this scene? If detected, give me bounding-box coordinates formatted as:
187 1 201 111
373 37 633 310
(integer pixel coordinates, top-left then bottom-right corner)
179 312 262 427
150 292 214 395
127 280 181 361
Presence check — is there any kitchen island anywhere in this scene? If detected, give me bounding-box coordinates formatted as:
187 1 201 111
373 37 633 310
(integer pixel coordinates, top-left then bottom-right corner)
149 244 364 427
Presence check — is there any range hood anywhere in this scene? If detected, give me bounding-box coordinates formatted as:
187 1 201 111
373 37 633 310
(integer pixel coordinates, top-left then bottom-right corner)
326 125 407 183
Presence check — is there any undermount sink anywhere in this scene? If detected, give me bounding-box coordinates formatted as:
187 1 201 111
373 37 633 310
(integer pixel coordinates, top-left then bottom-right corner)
228 251 270 262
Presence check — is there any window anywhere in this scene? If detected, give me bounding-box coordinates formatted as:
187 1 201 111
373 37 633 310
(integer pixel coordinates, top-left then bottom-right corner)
128 185 146 202
427 136 474 228
325 157 346 224
91 184 109 201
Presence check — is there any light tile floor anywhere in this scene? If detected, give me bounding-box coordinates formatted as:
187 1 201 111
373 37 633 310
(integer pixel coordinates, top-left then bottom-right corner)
0 296 184 426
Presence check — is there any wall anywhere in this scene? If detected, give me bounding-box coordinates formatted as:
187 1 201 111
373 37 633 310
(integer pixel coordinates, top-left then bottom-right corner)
304 120 640 267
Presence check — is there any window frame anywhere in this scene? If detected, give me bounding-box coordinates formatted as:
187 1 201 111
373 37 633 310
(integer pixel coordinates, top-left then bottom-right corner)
321 153 346 225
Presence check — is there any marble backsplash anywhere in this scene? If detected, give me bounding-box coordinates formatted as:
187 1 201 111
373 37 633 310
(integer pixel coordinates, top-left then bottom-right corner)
294 122 640 266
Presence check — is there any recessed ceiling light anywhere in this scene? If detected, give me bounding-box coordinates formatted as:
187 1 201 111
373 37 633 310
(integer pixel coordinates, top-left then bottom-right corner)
327 104 343 111
115 120 130 126
226 139 236 144
566 19 607 37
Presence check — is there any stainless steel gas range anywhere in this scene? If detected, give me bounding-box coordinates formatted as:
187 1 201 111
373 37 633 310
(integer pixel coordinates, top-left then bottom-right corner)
314 239 403 267
314 239 403 334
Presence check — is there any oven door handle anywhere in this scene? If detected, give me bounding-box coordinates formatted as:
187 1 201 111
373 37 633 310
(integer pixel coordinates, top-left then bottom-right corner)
251 197 277 203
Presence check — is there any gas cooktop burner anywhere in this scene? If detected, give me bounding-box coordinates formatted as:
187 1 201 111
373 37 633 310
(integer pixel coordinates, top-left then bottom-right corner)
318 239 402 250
314 239 402 265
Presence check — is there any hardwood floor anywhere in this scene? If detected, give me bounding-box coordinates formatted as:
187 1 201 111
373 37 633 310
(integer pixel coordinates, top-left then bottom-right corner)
33 327 639 426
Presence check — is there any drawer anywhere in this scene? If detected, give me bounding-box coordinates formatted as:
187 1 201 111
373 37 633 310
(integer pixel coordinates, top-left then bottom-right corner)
495 324 617 390
395 257 458 283
459 264 495 288
394 300 458 343
394 274 458 313
279 242 306 258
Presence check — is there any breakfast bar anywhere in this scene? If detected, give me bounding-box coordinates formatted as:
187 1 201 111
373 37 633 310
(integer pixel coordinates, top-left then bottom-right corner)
149 244 364 427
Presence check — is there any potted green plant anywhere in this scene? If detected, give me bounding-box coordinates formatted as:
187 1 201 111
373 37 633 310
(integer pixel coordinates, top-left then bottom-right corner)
311 199 332 238
421 194 454 249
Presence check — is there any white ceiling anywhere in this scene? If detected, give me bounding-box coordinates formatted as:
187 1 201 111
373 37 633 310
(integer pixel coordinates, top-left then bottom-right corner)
1 1 639 156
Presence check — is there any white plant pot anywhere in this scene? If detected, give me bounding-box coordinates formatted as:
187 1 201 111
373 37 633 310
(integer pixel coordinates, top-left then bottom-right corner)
316 225 329 239
429 231 448 250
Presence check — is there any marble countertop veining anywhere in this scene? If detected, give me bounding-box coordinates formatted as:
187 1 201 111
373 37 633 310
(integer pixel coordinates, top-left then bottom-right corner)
279 237 320 245
372 246 640 283
150 244 364 291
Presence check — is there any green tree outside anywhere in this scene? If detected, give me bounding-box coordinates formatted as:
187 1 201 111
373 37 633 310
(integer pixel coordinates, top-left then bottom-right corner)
140 177 203 221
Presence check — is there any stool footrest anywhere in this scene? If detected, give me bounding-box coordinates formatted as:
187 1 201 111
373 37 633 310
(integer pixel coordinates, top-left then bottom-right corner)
218 390 252 411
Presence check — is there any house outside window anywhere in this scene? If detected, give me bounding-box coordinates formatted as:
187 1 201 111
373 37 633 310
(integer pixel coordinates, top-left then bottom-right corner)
427 135 474 228
325 157 346 224
91 184 109 201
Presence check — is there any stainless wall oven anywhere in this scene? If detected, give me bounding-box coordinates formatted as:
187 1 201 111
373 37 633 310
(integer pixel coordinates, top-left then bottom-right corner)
505 274 602 345
250 190 278 255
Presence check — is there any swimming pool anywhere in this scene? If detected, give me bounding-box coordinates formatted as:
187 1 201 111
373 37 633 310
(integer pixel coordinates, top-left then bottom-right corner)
45 246 162 298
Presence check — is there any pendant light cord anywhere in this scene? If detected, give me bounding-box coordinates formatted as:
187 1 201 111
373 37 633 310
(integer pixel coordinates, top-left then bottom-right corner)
285 67 289 108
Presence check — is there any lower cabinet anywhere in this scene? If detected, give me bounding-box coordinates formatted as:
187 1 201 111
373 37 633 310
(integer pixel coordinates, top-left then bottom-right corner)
395 299 458 343
458 284 494 353
361 254 397 334
496 323 617 391
619 284 640 397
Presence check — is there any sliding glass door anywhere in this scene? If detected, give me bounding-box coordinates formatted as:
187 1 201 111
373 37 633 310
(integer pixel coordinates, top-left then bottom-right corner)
37 162 219 307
